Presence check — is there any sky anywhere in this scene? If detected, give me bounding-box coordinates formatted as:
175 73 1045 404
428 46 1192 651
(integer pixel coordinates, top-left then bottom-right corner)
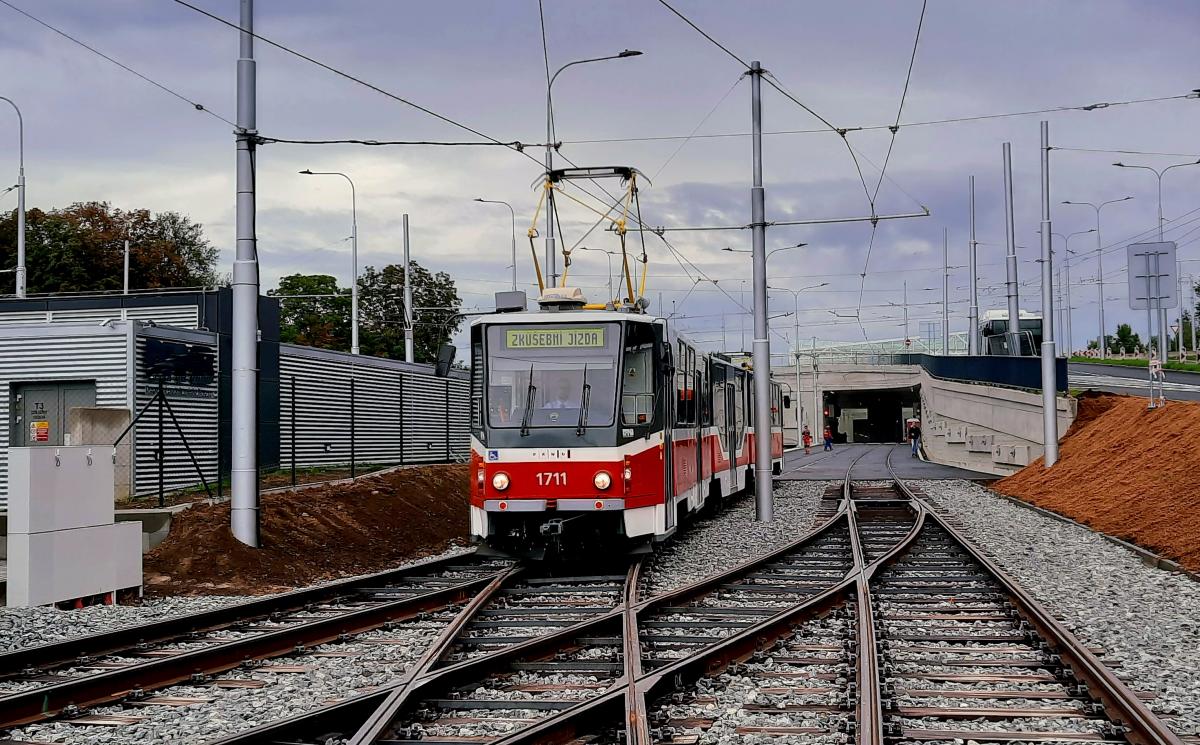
0 0 1198 358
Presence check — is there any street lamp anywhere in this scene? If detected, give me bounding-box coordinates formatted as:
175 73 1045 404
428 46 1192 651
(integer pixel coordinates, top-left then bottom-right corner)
769 281 829 440
545 50 643 287
574 246 619 301
1113 160 1200 359
473 198 517 291
300 169 359 355
1062 197 1133 358
724 243 807 262
0 96 25 298
1048 228 1095 355
724 244 807 349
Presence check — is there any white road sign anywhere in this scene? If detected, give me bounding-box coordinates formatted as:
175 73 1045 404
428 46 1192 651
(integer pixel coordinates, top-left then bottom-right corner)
1127 241 1178 311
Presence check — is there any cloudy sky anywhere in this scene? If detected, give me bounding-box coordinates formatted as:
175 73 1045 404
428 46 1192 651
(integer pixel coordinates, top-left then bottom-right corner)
1 0 1197 356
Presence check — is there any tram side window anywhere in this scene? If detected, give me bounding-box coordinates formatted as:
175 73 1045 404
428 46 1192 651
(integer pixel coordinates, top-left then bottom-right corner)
711 363 727 434
471 337 484 431
733 371 745 438
621 323 656 427
676 342 697 426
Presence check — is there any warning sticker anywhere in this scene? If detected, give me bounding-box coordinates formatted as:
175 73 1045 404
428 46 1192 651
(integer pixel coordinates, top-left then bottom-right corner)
30 420 49 443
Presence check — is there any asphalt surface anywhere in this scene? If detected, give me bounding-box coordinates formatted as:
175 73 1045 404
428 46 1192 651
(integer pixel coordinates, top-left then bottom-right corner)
778 442 992 481
1068 361 1200 402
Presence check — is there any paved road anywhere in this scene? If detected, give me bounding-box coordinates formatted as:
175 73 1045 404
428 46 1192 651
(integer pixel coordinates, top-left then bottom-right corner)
1068 362 1200 401
778 442 992 481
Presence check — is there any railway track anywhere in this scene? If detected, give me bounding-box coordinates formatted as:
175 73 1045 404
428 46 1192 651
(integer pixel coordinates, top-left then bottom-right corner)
2 458 1183 745
0 552 510 729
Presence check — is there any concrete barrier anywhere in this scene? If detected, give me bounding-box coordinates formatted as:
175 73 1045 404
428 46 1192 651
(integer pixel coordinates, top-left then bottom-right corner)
919 370 1075 476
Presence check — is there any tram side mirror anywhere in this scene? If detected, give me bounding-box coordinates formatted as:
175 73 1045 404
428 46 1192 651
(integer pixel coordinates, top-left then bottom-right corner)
435 344 456 377
783 395 791 409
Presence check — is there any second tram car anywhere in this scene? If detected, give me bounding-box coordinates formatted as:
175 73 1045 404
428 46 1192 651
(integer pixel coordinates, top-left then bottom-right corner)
468 290 785 556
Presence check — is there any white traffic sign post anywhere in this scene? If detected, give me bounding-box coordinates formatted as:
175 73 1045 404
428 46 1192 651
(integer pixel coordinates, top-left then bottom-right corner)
1128 241 1178 408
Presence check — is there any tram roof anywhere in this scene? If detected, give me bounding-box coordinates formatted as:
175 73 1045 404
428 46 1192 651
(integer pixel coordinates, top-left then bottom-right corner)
470 309 657 327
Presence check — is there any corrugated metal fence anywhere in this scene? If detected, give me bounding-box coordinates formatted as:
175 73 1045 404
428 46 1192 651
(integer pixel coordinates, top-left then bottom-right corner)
131 326 220 497
279 345 470 470
0 324 132 507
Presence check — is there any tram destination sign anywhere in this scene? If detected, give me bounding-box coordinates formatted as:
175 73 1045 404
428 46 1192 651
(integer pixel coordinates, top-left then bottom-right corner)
506 327 606 349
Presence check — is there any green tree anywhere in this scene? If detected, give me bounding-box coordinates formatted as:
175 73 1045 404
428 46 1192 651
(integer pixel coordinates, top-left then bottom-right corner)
1111 323 1141 355
0 202 218 294
269 274 351 350
359 262 462 363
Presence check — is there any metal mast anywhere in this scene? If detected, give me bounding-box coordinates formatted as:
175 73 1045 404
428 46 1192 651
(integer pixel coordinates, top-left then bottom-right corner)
0 97 25 297
231 0 260 546
1002 142 1021 356
942 227 950 354
1039 121 1058 467
403 213 414 363
749 61 773 522
968 176 979 355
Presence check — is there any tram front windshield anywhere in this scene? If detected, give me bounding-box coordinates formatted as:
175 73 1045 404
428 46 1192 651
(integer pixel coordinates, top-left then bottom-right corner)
486 323 619 429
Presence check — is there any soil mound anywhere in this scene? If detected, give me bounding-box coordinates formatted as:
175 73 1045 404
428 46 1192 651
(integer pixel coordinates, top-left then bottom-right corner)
144 464 469 595
994 394 1200 571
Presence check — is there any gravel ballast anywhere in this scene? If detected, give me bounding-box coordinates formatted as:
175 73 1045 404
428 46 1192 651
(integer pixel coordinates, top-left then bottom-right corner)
0 546 473 655
918 479 1200 736
643 480 827 597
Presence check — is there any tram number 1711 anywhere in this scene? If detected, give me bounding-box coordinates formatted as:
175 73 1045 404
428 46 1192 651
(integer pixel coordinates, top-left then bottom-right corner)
536 471 568 486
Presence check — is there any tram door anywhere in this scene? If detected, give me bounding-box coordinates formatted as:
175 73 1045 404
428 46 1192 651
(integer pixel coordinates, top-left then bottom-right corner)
725 370 737 478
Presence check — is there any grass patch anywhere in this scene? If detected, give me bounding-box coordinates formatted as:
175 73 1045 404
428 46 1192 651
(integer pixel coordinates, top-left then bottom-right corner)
1069 355 1200 373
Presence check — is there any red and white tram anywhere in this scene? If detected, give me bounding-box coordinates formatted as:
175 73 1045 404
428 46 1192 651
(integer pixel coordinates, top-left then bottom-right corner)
468 290 785 556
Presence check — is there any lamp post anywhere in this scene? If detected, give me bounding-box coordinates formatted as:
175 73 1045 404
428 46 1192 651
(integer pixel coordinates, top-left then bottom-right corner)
1049 228 1095 355
1113 160 1200 360
724 244 806 352
768 281 829 444
0 96 25 298
473 198 517 291
545 50 642 287
300 169 359 355
1062 197 1133 358
574 246 618 301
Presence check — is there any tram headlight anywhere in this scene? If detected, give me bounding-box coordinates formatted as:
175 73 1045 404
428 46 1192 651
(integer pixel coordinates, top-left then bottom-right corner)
593 471 612 490
492 472 511 491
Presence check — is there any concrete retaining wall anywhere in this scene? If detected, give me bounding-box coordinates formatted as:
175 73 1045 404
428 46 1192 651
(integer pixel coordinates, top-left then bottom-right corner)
918 370 1075 476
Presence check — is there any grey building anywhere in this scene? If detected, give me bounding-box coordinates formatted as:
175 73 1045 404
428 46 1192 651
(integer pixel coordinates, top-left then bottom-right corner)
0 290 468 508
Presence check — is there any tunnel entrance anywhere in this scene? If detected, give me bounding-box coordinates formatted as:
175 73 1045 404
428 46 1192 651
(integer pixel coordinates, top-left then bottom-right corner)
822 386 920 443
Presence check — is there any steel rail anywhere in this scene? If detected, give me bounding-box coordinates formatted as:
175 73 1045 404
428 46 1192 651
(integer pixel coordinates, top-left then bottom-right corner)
621 559 649 745
345 564 524 742
211 496 857 744
0 550 485 675
888 474 1183 745
493 456 869 743
0 572 498 728
343 563 640 744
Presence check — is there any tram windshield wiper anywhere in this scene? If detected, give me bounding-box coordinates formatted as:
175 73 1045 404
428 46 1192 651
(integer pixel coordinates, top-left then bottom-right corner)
575 364 592 436
519 364 537 437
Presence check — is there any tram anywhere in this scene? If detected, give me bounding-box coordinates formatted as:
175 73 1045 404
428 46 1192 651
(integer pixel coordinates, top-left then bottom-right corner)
467 288 785 556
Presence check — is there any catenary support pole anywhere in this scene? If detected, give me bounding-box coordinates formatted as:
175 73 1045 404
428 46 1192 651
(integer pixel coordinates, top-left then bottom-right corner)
1002 142 1021 356
403 213 415 363
123 239 130 295
749 61 772 522
1038 121 1058 467
968 176 979 355
942 227 950 354
0 97 25 298
231 0 260 547
1096 222 1106 358
350 183 359 355
1185 275 1195 357
811 336 819 434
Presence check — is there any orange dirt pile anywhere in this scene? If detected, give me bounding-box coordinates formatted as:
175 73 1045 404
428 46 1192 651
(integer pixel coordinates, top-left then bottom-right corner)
143 464 469 596
994 393 1200 571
